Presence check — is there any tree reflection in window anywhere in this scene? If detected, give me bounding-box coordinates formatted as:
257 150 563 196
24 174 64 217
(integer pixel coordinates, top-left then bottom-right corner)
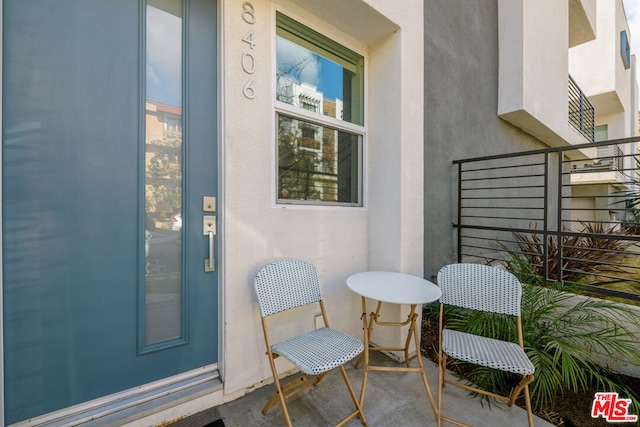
278 115 359 204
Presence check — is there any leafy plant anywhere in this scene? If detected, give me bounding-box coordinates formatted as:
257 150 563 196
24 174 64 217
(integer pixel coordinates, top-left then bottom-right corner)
442 264 640 415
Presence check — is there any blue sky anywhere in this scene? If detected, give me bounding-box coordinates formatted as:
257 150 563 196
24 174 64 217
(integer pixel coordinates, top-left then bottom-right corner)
146 5 182 107
276 35 343 101
623 0 640 59
317 60 343 101
622 0 640 108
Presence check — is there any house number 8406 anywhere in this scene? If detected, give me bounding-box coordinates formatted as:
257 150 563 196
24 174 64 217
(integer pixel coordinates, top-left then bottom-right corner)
242 1 256 99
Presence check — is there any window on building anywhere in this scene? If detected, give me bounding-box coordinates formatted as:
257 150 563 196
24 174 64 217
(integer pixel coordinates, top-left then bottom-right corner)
301 101 317 112
595 124 608 142
275 12 364 206
621 30 631 70
164 114 182 132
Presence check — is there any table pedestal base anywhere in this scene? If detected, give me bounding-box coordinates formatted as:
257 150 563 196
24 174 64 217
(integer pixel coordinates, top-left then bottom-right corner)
356 299 438 419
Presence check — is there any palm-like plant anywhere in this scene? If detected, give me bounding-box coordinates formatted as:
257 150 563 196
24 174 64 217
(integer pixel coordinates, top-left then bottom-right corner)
443 264 640 414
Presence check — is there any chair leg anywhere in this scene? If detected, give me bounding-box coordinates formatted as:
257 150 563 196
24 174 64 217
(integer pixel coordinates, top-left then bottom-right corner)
507 375 534 427
508 374 534 407
261 318 293 426
440 352 448 388
524 384 534 427
437 353 446 427
312 371 327 386
262 374 308 414
269 374 293 427
337 365 368 426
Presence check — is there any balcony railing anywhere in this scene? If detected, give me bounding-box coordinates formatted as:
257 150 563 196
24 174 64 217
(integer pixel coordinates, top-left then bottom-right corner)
454 136 640 303
568 75 595 142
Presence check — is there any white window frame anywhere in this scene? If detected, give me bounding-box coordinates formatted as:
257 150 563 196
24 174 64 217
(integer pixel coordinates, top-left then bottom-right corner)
273 10 366 208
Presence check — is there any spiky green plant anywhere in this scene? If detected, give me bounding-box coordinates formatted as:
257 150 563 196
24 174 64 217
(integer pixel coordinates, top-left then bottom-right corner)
443 259 640 414
502 221 631 283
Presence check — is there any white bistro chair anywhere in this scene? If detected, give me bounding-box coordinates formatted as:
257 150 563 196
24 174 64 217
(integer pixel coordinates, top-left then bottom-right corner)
254 259 367 427
436 263 535 427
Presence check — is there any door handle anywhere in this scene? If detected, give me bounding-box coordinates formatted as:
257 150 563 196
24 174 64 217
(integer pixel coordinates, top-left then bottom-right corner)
203 215 216 272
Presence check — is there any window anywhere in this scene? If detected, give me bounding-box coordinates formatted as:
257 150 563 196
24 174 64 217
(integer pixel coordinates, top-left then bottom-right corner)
278 115 360 204
164 114 182 132
621 30 630 70
275 12 364 206
301 101 317 112
595 124 608 142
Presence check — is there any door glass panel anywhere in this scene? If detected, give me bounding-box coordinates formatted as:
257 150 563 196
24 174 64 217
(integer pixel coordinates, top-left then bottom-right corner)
144 0 184 346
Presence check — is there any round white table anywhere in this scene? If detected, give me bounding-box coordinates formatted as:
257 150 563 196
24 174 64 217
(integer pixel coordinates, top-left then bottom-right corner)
346 271 442 419
347 271 442 305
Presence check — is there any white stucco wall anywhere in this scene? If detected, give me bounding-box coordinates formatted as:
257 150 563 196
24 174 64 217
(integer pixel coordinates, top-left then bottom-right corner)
498 0 573 147
615 0 631 114
219 0 424 396
570 1 617 96
569 0 597 47
569 0 632 117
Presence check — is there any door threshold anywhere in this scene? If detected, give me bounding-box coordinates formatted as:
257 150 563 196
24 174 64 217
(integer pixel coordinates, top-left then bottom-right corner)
10 366 221 427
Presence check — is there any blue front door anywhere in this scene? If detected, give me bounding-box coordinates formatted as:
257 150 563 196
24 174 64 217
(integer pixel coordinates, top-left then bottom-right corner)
2 0 218 423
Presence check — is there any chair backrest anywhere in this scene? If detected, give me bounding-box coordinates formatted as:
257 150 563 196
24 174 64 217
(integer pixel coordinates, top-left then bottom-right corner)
254 259 323 317
437 263 522 316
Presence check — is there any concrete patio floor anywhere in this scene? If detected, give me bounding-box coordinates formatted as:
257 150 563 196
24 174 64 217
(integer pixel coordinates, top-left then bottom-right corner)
183 351 554 427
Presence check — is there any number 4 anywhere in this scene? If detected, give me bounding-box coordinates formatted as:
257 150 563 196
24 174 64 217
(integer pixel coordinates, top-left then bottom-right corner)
242 30 255 49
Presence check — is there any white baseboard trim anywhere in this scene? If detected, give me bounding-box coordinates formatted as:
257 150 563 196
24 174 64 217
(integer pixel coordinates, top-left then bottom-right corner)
10 365 221 427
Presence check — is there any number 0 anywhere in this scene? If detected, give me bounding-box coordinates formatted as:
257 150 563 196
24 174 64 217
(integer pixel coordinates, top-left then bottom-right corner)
242 52 256 74
242 2 255 24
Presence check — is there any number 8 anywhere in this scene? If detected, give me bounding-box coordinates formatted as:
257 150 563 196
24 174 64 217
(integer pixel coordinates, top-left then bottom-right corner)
242 2 255 24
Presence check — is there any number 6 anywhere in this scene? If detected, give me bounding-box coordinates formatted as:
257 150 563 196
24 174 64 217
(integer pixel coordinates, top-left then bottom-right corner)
243 79 256 99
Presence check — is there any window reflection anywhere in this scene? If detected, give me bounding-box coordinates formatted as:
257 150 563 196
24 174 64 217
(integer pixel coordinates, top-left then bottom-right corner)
275 13 363 206
275 13 364 125
278 115 360 204
276 37 349 121
144 0 183 347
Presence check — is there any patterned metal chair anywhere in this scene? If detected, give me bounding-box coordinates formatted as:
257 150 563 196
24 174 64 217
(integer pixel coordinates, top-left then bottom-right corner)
436 263 535 427
254 259 367 427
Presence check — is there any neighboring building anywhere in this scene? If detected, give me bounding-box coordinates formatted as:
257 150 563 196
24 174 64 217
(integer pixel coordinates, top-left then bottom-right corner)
423 0 638 279
145 100 183 230
1 0 423 425
568 0 639 226
275 81 345 202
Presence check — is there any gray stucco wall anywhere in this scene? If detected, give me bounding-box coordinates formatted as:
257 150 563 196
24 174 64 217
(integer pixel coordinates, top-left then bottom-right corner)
423 0 548 279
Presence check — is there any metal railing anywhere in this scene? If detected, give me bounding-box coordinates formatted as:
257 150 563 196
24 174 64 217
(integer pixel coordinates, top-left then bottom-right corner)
454 136 640 302
568 75 595 142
